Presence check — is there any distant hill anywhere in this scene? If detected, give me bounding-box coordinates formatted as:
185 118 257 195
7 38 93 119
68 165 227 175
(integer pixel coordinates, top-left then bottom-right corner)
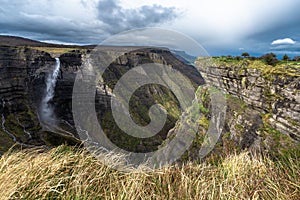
0 35 93 48
171 50 197 65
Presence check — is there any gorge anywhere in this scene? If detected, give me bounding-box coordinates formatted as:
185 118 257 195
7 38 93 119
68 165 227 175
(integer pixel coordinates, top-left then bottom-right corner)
0 36 299 161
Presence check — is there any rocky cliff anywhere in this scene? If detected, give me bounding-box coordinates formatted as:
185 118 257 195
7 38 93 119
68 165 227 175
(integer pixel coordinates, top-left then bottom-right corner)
0 45 204 154
0 46 55 153
194 59 299 159
55 48 203 152
0 46 91 154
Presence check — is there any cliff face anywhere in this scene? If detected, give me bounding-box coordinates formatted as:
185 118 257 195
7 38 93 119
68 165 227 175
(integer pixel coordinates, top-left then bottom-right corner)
196 61 299 157
0 46 204 154
0 47 89 154
0 46 55 103
53 50 82 124
0 46 55 153
55 48 203 152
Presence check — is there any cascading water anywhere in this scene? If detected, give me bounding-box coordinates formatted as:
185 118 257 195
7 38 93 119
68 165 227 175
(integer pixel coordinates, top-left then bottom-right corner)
1 99 39 147
17 118 32 139
40 58 61 123
1 99 17 142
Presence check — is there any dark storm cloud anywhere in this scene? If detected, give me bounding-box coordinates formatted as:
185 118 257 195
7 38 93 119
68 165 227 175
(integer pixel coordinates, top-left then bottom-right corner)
0 0 101 43
0 0 178 44
97 0 178 34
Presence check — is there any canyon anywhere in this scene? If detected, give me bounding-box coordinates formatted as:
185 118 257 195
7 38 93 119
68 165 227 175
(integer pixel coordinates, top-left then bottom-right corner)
0 36 299 160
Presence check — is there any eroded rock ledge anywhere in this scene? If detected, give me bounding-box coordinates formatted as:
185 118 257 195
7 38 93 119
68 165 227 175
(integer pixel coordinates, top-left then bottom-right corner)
195 60 299 157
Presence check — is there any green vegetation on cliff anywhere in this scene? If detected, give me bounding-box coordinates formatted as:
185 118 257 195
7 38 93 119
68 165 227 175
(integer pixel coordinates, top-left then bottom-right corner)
210 56 300 78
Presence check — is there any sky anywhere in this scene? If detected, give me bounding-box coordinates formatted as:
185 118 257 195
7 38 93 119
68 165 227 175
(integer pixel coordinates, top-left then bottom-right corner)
0 0 299 57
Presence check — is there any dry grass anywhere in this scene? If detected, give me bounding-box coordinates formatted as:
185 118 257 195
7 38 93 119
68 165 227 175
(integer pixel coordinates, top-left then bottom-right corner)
0 145 299 200
28 47 81 55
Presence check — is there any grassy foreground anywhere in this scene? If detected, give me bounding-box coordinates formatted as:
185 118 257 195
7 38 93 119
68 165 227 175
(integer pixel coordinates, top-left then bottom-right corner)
0 146 299 200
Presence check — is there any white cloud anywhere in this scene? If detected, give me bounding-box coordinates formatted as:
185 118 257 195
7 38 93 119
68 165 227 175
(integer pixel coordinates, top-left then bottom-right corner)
271 38 296 45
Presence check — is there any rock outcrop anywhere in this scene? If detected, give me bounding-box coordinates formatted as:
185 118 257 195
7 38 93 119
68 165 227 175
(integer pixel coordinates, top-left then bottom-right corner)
195 60 299 157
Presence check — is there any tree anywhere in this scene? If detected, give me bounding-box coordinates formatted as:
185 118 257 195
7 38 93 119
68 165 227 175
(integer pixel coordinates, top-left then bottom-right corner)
241 52 250 58
283 54 290 61
260 53 278 66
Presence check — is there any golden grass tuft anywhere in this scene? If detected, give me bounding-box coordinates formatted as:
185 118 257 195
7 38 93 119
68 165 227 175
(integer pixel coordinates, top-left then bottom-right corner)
28 47 81 55
0 145 299 199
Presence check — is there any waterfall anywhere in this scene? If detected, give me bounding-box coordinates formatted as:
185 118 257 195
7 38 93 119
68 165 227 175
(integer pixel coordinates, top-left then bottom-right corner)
40 58 61 123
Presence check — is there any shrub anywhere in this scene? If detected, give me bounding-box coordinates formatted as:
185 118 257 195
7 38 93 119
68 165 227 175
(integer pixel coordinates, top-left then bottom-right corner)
260 53 278 66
